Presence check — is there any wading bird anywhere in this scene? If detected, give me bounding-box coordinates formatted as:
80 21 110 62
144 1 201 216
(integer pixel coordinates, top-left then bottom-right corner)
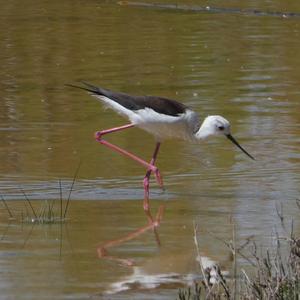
69 82 254 215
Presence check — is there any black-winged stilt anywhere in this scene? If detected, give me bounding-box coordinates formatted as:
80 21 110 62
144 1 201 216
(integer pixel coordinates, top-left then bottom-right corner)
68 82 254 215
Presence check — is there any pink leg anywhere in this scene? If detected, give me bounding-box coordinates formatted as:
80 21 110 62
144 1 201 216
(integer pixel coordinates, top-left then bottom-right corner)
95 124 164 215
95 125 163 188
96 123 135 136
94 123 164 252
143 142 162 211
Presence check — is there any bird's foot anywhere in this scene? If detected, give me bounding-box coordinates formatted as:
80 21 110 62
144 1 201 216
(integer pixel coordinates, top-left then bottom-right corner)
94 131 102 141
146 166 164 190
143 201 164 228
154 168 164 190
154 205 164 227
143 200 149 212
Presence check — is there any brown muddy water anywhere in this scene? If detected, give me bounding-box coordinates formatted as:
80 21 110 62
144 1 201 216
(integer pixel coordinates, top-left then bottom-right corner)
1 1 300 299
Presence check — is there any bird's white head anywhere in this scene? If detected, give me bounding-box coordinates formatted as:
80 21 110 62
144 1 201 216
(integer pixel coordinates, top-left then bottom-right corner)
197 115 255 160
198 115 231 138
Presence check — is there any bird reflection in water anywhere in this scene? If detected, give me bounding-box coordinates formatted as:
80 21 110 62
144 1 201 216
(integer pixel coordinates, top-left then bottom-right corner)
97 205 164 266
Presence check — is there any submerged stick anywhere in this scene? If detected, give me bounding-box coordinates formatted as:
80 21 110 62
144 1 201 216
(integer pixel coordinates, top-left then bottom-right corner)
59 179 63 220
0 194 14 218
193 222 210 290
63 160 81 219
20 188 37 219
231 218 237 300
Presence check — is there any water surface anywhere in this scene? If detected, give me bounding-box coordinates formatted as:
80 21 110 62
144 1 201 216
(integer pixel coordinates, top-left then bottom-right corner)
1 1 300 299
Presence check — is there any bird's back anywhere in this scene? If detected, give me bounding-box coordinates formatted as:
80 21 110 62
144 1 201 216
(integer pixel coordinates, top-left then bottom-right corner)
76 82 188 117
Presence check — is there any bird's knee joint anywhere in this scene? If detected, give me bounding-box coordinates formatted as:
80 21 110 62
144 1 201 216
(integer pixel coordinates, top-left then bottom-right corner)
150 165 158 173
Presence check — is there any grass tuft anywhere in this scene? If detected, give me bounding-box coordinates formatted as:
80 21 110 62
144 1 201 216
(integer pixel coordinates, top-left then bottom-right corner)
178 203 300 300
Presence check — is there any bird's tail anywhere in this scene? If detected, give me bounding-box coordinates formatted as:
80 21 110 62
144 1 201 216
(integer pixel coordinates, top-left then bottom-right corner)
65 81 101 94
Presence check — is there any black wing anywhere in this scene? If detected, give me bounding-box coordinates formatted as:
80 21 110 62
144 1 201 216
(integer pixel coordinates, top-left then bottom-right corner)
67 82 188 117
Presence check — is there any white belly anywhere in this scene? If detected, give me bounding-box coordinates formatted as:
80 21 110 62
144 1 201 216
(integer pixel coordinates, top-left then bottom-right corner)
130 108 200 142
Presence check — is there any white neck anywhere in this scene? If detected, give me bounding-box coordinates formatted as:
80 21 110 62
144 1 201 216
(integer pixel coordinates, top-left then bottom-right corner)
194 127 211 140
194 118 215 140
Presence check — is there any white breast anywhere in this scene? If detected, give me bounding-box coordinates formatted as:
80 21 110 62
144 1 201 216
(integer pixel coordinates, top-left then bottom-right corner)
131 109 200 141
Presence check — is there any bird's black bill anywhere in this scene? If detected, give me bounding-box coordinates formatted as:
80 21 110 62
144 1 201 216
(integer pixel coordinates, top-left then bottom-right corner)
226 134 255 160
